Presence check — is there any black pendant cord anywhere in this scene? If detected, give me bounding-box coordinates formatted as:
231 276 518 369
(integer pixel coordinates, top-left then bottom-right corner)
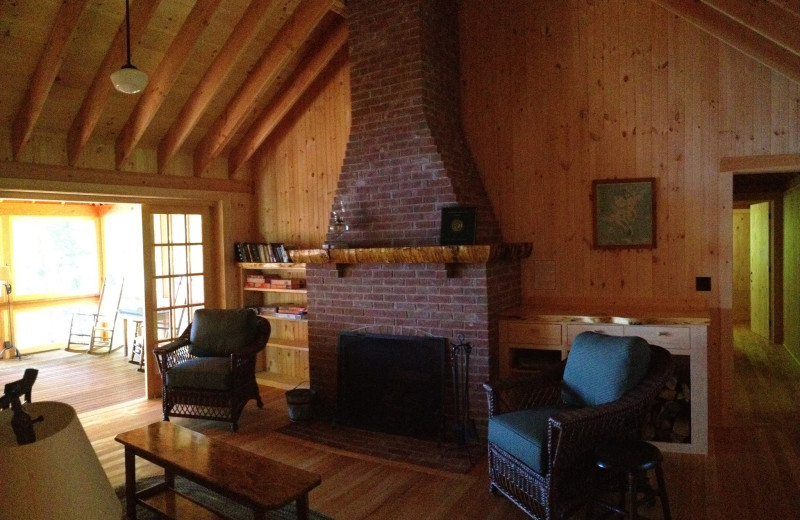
124 0 133 67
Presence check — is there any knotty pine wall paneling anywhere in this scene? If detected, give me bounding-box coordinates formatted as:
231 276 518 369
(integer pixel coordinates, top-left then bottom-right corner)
459 0 800 313
254 51 349 249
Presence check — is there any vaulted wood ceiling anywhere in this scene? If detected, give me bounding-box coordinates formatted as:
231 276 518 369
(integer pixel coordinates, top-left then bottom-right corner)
0 0 346 181
0 0 797 184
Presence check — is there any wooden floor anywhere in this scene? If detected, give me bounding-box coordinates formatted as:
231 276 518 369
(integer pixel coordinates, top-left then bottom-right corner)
1 326 798 520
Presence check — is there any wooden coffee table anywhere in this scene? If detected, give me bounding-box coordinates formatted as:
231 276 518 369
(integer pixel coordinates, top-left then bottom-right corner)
115 422 322 520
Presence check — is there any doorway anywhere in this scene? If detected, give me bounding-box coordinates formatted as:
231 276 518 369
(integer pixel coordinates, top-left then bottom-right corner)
732 172 795 345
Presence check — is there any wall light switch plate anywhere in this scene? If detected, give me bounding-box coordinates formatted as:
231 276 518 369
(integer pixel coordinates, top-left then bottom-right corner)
696 277 711 291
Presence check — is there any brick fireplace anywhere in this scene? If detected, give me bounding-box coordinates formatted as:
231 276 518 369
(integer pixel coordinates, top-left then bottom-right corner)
305 0 524 439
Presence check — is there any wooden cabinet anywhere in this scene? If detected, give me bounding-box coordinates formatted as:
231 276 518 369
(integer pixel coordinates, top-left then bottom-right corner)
499 322 565 378
499 315 708 454
239 263 308 390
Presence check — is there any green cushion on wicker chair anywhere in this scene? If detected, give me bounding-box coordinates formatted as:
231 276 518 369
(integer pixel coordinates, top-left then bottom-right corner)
561 331 651 407
166 357 232 391
189 308 259 357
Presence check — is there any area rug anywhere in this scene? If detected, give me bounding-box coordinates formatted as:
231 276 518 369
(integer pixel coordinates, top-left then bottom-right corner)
276 419 481 474
116 475 335 520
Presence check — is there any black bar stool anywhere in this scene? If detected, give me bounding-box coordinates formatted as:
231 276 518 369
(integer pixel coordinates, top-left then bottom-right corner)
592 440 672 520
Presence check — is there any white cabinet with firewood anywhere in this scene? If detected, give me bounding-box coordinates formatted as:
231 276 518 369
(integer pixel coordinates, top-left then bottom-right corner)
239 263 308 390
499 314 708 454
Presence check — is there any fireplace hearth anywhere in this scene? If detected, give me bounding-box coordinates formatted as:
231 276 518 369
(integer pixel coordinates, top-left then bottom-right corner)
336 331 447 441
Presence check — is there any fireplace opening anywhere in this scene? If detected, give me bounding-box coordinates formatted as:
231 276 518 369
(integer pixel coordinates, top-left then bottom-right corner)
336 331 447 441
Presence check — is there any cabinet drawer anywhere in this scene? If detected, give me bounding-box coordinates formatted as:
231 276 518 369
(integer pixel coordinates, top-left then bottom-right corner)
504 322 562 345
566 324 623 344
625 325 690 353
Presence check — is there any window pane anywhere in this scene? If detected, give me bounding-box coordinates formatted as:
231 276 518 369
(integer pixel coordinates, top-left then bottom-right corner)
173 275 188 305
155 277 170 308
187 214 202 243
170 214 186 244
12 217 99 296
153 246 168 277
188 245 203 274
172 245 187 275
153 214 166 244
15 304 91 350
188 275 204 305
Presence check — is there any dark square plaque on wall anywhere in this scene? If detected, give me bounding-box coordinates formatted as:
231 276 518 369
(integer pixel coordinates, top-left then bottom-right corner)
440 206 476 245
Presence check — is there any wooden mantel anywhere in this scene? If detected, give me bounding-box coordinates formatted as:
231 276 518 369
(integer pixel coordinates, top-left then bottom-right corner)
288 243 532 276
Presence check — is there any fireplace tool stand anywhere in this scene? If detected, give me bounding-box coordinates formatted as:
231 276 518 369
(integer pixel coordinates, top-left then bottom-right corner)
451 334 478 462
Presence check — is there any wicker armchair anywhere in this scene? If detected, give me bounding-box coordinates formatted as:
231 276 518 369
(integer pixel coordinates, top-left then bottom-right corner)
153 308 271 431
483 332 673 520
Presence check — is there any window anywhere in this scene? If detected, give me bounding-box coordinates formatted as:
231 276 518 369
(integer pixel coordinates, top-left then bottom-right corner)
12 216 100 297
152 213 205 345
5 215 101 351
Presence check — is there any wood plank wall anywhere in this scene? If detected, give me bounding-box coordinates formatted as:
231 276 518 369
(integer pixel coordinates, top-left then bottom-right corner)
254 50 350 248
457 0 800 312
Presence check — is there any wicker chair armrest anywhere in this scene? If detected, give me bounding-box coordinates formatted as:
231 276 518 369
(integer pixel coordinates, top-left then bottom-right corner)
482 362 566 417
153 338 193 374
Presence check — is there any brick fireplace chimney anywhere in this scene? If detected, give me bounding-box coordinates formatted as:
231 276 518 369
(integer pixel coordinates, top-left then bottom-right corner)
306 0 521 439
328 0 501 246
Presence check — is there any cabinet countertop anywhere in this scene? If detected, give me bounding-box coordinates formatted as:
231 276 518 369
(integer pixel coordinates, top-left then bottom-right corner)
500 307 710 326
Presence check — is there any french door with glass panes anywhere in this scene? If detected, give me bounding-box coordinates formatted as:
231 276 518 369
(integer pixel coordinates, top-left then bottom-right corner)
142 207 212 397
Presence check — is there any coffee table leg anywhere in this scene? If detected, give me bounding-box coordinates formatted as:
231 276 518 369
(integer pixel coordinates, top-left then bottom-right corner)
296 494 310 520
124 447 137 520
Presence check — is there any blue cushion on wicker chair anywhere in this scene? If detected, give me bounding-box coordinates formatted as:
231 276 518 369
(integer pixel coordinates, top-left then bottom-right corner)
189 308 259 357
488 405 575 473
561 332 651 407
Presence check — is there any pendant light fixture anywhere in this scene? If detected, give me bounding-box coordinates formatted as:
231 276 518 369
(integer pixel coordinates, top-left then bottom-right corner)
110 0 148 94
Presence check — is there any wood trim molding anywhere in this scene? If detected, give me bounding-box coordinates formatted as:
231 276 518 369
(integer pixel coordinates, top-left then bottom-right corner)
0 161 252 195
719 154 800 173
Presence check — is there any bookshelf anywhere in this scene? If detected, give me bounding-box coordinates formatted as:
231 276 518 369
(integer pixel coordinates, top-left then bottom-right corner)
238 261 308 390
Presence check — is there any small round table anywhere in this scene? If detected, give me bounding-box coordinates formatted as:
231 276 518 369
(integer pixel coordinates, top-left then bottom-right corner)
593 440 672 520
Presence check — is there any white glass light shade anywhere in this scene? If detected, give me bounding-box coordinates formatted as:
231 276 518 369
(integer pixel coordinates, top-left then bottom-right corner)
0 401 122 520
110 64 149 94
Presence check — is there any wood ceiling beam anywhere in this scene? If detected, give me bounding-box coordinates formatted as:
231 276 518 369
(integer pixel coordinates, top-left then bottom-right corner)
228 21 348 177
115 0 222 170
192 0 333 177
11 0 92 160
650 0 800 84
157 0 276 173
767 0 800 14
702 0 800 56
330 0 346 17
0 161 252 195
66 0 161 166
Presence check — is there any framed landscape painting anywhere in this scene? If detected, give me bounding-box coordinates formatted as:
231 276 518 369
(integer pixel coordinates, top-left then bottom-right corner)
592 178 656 249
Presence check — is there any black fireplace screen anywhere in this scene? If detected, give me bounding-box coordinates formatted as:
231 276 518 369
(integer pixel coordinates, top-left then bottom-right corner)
336 331 447 441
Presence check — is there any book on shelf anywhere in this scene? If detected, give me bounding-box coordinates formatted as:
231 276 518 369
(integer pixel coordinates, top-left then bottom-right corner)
234 242 293 263
268 279 305 289
276 305 307 315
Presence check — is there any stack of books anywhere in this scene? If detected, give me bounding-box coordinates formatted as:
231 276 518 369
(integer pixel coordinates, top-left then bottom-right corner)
235 242 291 263
244 277 306 290
258 305 307 320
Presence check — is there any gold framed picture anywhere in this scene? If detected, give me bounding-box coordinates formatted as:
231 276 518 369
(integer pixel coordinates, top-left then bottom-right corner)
592 178 656 249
